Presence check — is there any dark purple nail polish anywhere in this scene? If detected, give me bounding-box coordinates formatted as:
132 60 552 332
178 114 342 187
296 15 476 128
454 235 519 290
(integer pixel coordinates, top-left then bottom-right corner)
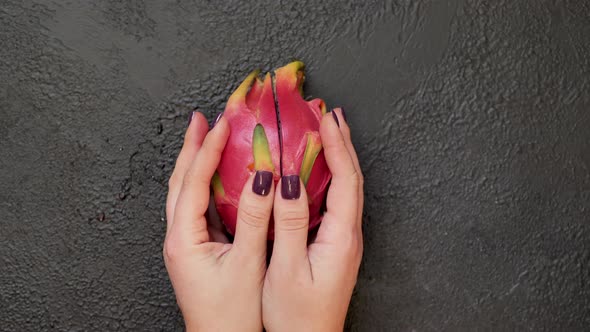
332 111 340 127
252 171 273 196
341 108 347 123
212 112 223 128
281 175 301 200
188 111 196 126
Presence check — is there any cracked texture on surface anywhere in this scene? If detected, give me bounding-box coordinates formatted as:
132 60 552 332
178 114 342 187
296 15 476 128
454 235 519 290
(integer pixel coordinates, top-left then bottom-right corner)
1 0 589 331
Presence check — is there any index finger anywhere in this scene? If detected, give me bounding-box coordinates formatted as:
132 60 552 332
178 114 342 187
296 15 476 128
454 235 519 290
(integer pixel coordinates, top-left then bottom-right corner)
171 117 230 245
315 112 360 241
332 108 364 227
166 111 209 230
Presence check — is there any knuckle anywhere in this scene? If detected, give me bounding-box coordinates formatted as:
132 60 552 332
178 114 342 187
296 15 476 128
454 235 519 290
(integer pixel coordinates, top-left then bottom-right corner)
277 210 309 231
342 124 352 137
324 134 347 151
162 240 180 263
349 170 361 189
162 232 198 264
182 169 208 189
168 173 181 190
202 139 224 157
239 203 269 228
181 170 196 187
340 230 363 259
357 170 365 187
354 239 364 262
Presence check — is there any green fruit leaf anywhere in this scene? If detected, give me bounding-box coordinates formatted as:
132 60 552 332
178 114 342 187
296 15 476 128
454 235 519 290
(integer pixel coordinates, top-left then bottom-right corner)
253 124 275 171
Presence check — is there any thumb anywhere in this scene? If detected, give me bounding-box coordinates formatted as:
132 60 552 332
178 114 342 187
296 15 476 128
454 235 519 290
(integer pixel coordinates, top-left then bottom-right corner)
231 171 275 257
271 175 310 268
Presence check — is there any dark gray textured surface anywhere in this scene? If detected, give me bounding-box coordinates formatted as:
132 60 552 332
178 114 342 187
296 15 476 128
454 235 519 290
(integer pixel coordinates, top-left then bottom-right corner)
1 0 589 330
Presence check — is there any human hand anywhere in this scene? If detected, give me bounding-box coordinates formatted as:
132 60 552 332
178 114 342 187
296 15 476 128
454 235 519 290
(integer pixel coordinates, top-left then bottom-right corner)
262 108 364 332
164 112 275 332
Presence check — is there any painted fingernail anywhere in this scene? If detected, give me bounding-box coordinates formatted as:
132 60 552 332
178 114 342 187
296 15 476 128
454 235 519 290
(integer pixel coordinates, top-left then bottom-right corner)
341 108 347 123
188 111 196 126
252 171 273 196
332 111 340 127
211 112 223 128
281 175 301 200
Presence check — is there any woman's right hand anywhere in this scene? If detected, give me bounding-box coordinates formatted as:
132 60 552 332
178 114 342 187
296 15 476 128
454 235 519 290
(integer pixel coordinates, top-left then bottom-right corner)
164 112 274 332
262 108 364 332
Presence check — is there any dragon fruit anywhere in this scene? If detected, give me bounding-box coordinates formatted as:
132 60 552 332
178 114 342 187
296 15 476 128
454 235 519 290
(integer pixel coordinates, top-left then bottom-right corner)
211 61 333 239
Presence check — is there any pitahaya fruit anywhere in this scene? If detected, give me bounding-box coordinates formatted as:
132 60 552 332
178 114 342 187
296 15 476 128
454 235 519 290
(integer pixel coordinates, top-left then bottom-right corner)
212 61 334 239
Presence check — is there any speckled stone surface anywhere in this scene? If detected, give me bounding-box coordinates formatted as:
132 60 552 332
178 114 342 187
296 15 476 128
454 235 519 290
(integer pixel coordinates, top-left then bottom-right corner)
1 1 589 331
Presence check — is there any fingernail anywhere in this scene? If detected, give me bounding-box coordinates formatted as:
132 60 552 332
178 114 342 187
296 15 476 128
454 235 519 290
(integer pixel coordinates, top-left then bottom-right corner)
281 175 301 200
188 111 196 126
332 111 340 127
341 108 347 123
211 112 223 128
252 171 273 196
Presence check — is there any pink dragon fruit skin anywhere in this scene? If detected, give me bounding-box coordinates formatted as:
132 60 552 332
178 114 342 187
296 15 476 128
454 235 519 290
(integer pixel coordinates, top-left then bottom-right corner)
212 61 332 239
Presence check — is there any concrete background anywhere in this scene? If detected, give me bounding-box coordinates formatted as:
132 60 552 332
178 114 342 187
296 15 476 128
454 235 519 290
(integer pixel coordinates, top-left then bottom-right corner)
1 0 589 330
